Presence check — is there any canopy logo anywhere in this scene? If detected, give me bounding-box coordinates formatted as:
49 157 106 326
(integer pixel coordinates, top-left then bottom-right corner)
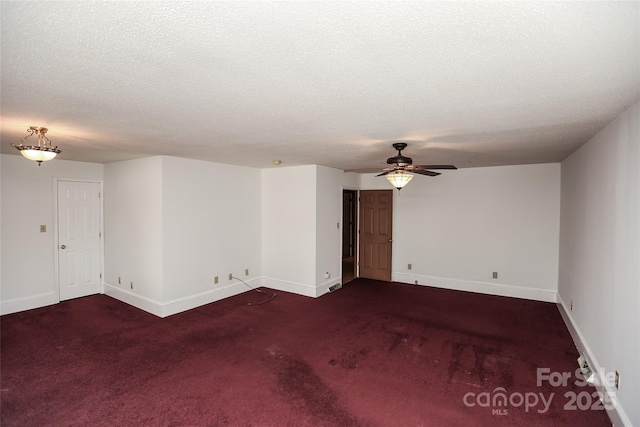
463 387 553 414
462 367 617 415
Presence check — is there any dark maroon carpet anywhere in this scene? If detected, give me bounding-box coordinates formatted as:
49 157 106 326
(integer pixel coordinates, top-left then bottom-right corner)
1 279 611 426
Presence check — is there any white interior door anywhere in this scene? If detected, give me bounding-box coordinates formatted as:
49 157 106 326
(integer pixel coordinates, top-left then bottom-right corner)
58 181 102 301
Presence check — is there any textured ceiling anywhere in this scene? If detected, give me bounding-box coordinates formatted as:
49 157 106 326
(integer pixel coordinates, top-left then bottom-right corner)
1 1 639 171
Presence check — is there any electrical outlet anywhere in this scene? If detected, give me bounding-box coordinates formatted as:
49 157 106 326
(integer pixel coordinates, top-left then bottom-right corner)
492 272 498 279
40 225 46 232
415 280 418 285
228 273 233 280
570 300 573 311
408 263 412 270
245 268 249 276
118 276 121 284
214 276 218 284
615 371 620 389
130 282 133 289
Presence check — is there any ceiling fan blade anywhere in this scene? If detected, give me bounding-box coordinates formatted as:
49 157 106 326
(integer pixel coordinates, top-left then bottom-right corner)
412 169 441 177
353 145 457 177
414 164 457 170
346 163 392 174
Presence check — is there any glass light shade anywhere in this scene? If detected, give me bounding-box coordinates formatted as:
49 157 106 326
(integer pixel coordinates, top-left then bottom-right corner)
19 147 59 162
386 171 414 190
12 126 61 165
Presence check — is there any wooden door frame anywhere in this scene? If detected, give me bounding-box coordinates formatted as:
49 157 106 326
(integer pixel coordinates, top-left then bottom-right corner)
53 177 105 301
341 189 358 283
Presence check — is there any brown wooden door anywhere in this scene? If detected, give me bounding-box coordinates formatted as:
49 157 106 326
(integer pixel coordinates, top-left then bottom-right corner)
359 190 393 281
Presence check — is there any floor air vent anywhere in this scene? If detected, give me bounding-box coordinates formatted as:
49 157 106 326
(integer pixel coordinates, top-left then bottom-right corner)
577 354 595 384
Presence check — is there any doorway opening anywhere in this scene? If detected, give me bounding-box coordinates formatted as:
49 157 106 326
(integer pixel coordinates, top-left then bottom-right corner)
342 190 358 284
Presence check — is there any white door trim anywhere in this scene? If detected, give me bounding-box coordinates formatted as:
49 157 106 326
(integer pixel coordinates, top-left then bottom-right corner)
53 177 105 300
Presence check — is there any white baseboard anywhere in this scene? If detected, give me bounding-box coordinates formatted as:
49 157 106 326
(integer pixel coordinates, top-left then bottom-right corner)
315 277 343 297
0 291 59 315
556 294 631 427
103 284 164 317
393 272 557 303
262 276 340 298
161 280 251 317
261 276 318 297
6 276 325 318
104 281 255 318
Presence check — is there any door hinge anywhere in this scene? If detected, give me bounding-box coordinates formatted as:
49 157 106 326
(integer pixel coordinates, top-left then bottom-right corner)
100 273 102 279
99 232 102 238
98 192 101 198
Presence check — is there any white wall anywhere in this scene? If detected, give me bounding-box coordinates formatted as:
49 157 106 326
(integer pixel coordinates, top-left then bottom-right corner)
558 102 639 427
315 165 343 290
261 165 317 295
361 163 561 302
161 156 262 309
0 155 2 310
103 156 263 316
103 157 164 305
1 154 104 314
0 153 357 314
261 165 351 296
341 171 361 189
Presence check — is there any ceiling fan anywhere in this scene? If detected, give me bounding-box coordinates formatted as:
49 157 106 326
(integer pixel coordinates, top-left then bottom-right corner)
377 143 457 190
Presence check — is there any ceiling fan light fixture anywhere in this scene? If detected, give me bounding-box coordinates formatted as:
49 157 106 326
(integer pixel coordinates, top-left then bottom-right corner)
386 170 414 190
12 126 61 166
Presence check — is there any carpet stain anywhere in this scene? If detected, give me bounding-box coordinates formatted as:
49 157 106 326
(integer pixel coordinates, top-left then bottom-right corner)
393 312 512 345
388 329 410 352
182 327 243 348
447 341 511 387
447 341 466 382
483 352 514 389
471 344 493 382
328 348 371 370
266 349 362 426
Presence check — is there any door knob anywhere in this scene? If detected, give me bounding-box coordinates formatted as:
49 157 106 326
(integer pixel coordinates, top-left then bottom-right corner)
388 239 393 243
60 245 66 249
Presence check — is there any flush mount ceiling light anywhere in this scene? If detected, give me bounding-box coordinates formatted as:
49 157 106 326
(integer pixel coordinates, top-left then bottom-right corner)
385 170 414 190
12 126 61 166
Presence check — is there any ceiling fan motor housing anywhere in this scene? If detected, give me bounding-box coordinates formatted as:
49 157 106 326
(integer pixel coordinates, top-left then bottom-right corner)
388 142 413 166
387 155 412 166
